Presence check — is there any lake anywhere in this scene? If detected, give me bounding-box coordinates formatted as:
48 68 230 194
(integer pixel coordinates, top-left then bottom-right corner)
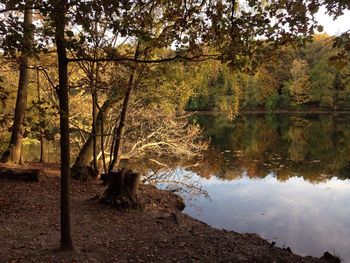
179 113 350 262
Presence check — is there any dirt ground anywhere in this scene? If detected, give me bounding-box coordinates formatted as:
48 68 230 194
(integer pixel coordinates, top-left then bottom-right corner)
0 163 335 262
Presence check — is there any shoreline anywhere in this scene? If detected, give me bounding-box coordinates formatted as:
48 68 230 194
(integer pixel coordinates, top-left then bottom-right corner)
0 163 337 262
190 110 350 115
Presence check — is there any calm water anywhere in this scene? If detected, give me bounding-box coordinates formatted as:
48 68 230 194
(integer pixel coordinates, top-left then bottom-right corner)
181 114 350 262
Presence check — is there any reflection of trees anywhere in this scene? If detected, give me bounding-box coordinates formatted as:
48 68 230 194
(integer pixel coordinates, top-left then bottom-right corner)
191 148 223 179
194 114 350 184
287 117 310 162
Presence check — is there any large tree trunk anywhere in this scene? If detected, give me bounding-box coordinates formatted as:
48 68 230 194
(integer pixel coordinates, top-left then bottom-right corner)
1 1 33 164
53 0 74 251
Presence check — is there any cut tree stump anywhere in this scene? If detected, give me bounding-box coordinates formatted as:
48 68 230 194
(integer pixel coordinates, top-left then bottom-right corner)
99 169 144 210
0 168 41 181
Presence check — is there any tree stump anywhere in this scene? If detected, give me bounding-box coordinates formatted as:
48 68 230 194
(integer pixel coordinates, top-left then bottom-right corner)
99 169 143 210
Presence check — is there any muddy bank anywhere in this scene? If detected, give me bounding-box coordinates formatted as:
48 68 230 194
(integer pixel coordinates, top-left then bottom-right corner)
0 164 335 262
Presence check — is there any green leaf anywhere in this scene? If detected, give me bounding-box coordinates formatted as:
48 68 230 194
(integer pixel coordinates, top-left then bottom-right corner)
317 25 324 32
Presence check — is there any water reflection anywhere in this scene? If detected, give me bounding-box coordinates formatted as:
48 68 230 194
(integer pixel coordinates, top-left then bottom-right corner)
0 137 75 163
193 113 350 182
181 113 350 262
21 139 61 163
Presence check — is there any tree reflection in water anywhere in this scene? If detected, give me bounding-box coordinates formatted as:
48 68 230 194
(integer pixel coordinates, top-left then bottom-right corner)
192 113 350 183
180 113 350 261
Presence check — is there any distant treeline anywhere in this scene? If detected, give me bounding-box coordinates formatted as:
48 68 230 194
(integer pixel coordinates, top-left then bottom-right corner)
186 34 350 112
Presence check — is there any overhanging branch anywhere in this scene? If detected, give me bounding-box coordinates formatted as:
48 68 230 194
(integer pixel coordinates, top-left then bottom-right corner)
67 54 221 64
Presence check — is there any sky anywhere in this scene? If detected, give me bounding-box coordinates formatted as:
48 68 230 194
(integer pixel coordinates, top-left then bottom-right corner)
316 7 350 36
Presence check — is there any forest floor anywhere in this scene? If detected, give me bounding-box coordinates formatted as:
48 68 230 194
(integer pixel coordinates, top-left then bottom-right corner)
0 163 336 263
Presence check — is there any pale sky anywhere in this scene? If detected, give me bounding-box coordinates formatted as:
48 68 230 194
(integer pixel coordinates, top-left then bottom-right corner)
315 7 350 36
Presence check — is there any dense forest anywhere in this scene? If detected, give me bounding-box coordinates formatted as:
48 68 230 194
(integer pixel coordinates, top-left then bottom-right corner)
186 34 350 112
0 0 350 258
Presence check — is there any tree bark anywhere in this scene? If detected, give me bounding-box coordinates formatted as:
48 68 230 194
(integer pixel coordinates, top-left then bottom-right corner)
37 64 45 163
1 1 33 164
92 93 98 174
108 74 134 172
90 61 98 176
53 0 74 251
100 110 107 174
39 135 45 163
99 169 143 210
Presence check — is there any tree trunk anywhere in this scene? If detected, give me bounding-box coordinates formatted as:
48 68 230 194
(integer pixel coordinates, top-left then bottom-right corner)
90 61 98 176
99 169 143 210
53 0 74 251
39 134 45 163
71 99 113 180
37 64 45 163
100 110 107 174
1 1 33 164
108 43 141 172
92 94 98 175
108 74 134 172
